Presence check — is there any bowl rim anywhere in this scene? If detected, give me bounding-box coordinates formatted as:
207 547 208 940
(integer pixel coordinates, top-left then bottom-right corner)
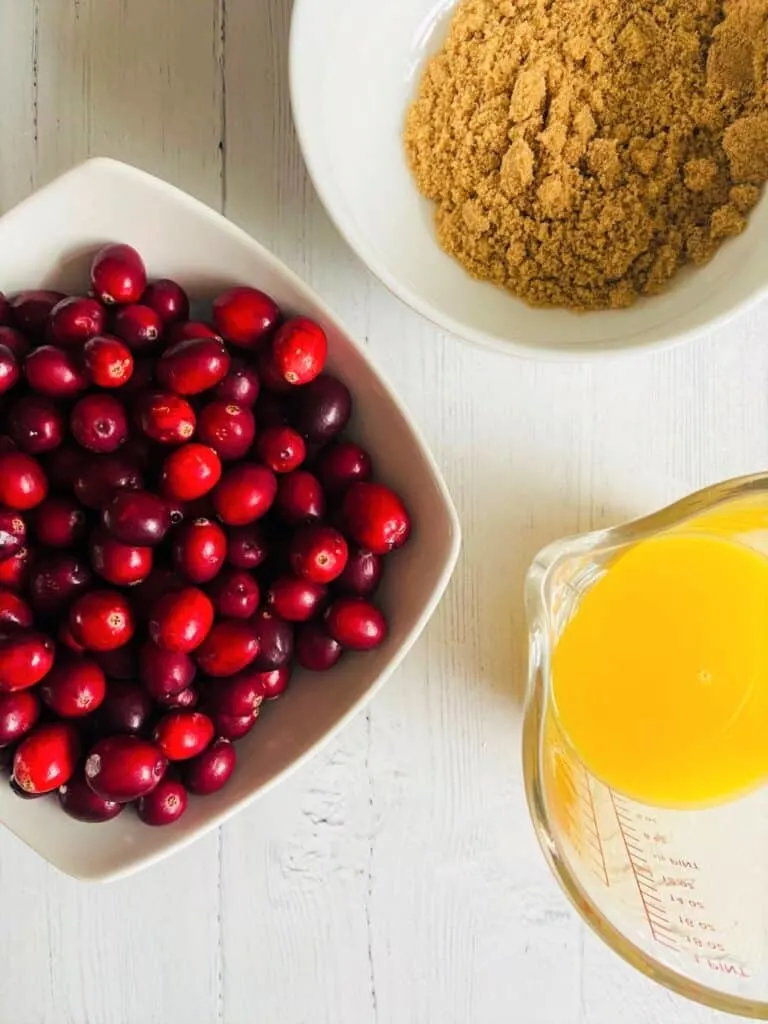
288 0 768 363
0 156 462 882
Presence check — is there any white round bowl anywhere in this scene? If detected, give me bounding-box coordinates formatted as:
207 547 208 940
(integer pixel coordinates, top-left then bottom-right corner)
290 0 768 360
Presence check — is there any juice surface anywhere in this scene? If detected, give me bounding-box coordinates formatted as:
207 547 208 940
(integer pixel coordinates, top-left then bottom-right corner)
551 530 768 807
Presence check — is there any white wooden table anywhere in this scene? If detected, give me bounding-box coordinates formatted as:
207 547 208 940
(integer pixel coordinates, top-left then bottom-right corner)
0 3 764 1022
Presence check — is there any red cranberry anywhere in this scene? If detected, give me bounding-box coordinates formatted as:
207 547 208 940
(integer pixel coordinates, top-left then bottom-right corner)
196 401 256 461
255 425 306 474
208 569 260 619
85 735 166 802
215 357 260 407
40 655 106 717
73 454 143 509
29 553 92 615
0 345 20 395
156 684 199 709
212 286 279 349
97 679 153 734
137 776 188 825
213 463 277 525
295 622 343 671
252 664 291 699
290 374 352 443
270 318 327 386
341 482 411 554
210 710 258 740
250 606 294 669
100 492 167 549
93 643 138 681
254 390 288 426
183 737 236 795
266 575 326 622
325 597 387 650
90 243 147 305
149 586 214 653
203 670 264 717
70 394 129 453
0 508 26 561
8 394 65 454
83 335 134 387
69 590 135 651
134 390 196 444
0 326 31 359
90 529 153 586
13 722 79 794
289 524 348 584
154 710 214 760
142 279 190 325
0 690 40 745
113 304 163 350
0 451 48 509
0 589 33 630
44 444 86 490
336 548 382 596
166 320 221 345
10 290 65 336
47 296 106 346
195 620 260 677
139 640 196 699
275 471 325 526
24 345 88 398
59 772 123 822
0 547 30 591
156 337 230 395
226 523 269 569
315 441 372 495
171 518 227 583
161 444 221 501
0 631 54 691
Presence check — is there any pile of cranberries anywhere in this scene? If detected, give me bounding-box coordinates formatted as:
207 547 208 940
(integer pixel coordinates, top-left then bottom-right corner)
0 243 411 827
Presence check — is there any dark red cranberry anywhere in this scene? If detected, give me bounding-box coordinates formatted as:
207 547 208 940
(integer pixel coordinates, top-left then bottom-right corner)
137 776 188 825
315 441 372 495
212 286 279 349
0 451 48 509
325 597 387 650
0 508 26 561
59 772 123 822
196 401 256 461
250 606 294 669
289 374 352 443
90 243 147 305
336 548 382 596
0 345 20 395
210 710 258 740
341 482 411 554
101 489 170 547
90 529 153 586
226 523 269 569
97 679 153 734
92 643 138 681
166 320 221 345
154 710 214 760
161 444 221 501
289 524 348 584
274 471 325 526
0 326 30 359
73 454 143 509
172 518 227 583
156 337 230 395
43 444 85 491
139 640 196 700
70 393 129 453
156 685 198 709
40 655 106 717
0 690 40 745
149 586 214 653
132 567 184 615
85 735 166 802
8 394 65 454
207 569 260 619
212 463 277 525
256 345 292 393
24 345 88 398
270 318 327 386
183 737 236 795
0 631 54 691
0 589 33 630
29 553 92 615
134 389 196 444
202 670 264 717
83 335 134 387
48 296 106 347
69 590 135 651
295 622 343 671
256 424 307 475
142 279 190 325
0 547 30 591
215 357 260 407
251 665 291 699
113 304 163 350
13 722 79 794
254 390 287 427
10 290 65 336
266 575 326 622
195 620 260 677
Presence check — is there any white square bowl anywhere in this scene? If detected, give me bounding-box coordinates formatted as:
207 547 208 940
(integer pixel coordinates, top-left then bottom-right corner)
0 157 461 881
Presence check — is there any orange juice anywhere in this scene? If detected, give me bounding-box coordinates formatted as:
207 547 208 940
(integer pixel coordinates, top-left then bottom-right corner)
551 531 768 807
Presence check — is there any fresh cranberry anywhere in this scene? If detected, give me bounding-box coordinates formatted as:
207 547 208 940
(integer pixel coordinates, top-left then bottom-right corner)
92 643 138 681
44 444 86 490
254 390 287 426
134 389 196 444
226 523 269 569
289 524 348 584
149 586 214 653
97 679 153 734
196 400 256 461
13 722 79 794
207 569 260 619
274 470 324 526
73 454 143 509
0 589 33 630
154 710 214 760
213 463 277 525
341 482 411 554
112 304 163 350
289 374 352 442
138 640 196 700
83 335 134 387
59 772 123 822
24 345 88 398
29 554 92 615
171 518 227 584
142 279 190 325
0 631 54 691
69 590 135 651
10 290 65 336
202 671 264 717
325 597 387 650
212 286 279 349
209 710 258 741
183 737 236 795
250 606 294 669
315 441 372 495
166 320 221 345
156 337 230 395
336 548 382 596
90 243 147 305
195 620 260 677
40 655 106 717
295 622 343 671
137 776 188 825
156 685 198 710
251 665 291 699
0 451 48 509
0 345 20 395
47 296 106 346
0 508 26 561
255 425 306 474
0 547 30 591
85 735 166 802
215 357 260 407
90 529 153 586
160 444 221 502
99 491 168 549
70 394 128 453
0 690 40 746
266 575 326 622
270 318 327 386
8 394 65 454
0 326 30 360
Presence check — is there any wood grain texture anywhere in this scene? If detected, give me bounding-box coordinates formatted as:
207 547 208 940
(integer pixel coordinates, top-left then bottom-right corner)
0 0 763 1021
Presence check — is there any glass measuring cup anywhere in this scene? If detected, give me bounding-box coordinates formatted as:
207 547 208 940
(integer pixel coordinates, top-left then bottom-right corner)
523 473 768 1018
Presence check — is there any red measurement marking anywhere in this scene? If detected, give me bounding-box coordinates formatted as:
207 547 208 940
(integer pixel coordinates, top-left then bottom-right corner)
583 770 609 886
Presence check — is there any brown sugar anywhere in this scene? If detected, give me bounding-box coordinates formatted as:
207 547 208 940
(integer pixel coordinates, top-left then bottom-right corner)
404 0 768 311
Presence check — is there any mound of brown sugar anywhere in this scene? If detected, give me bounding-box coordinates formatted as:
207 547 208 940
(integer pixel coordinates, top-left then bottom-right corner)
404 0 768 310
